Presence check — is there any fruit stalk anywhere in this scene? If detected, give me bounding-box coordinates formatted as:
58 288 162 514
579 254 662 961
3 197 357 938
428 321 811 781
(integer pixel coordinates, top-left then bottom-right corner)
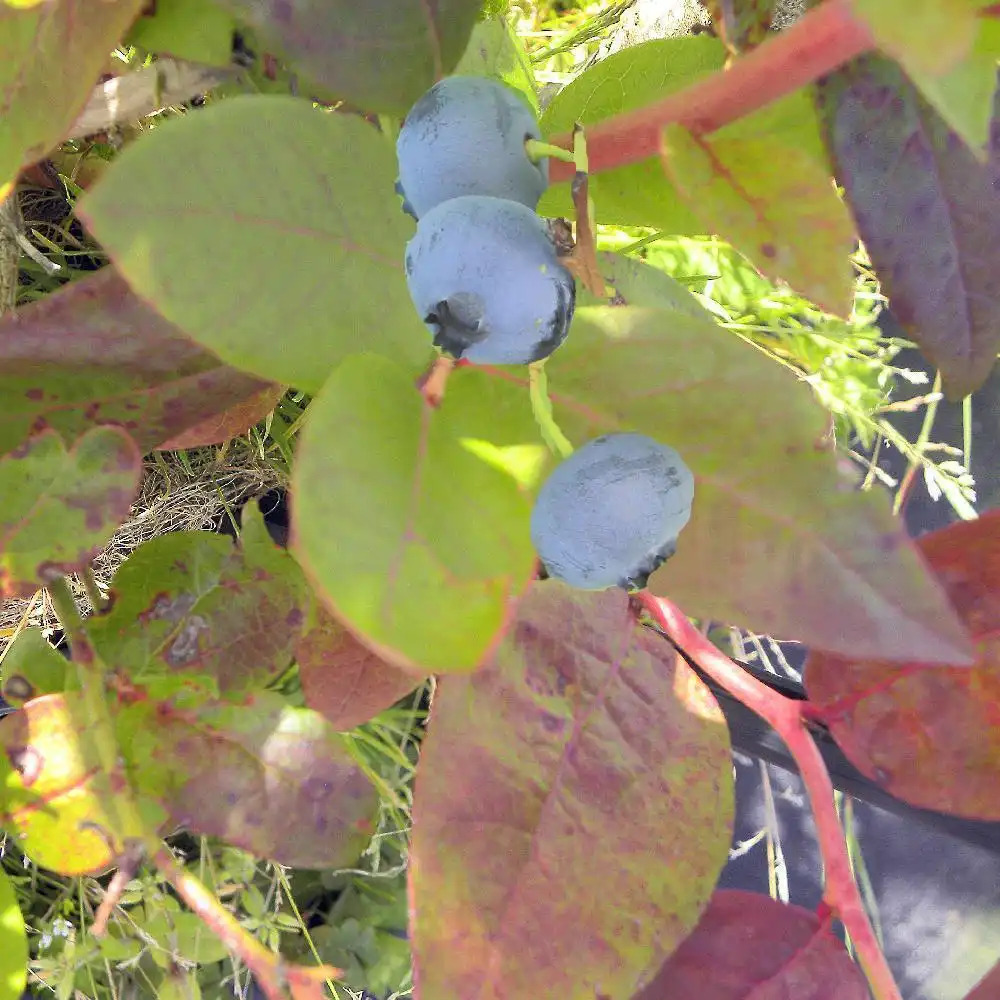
548 0 876 180
637 591 903 1000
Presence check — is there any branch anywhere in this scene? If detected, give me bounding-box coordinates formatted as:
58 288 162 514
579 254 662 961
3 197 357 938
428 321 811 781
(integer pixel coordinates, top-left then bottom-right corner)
637 591 902 1000
548 0 875 181
152 843 341 1000
68 59 235 140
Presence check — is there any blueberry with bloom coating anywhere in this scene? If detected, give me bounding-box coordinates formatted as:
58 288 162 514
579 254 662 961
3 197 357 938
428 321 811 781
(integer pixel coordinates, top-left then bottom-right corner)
404 195 575 365
531 433 695 590
395 75 548 219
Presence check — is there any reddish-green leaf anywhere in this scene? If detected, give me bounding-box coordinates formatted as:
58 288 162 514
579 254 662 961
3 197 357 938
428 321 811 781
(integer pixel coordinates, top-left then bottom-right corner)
704 0 776 53
806 511 1000 820
0 427 141 599
123 691 377 867
540 303 972 664
662 99 856 316
0 269 282 457
0 0 144 196
635 890 869 1000
292 354 539 674
0 693 120 875
410 582 733 1000
154 383 285 451
817 53 1000 399
214 0 480 114
79 97 432 393
296 605 421 731
86 504 309 694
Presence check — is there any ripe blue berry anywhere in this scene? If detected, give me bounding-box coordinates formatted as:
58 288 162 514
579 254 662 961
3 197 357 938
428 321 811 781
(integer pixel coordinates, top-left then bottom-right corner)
404 195 575 365
531 433 695 590
395 75 548 219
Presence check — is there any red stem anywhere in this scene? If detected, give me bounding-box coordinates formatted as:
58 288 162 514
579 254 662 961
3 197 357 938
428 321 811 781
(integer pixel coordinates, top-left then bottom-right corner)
548 0 875 182
638 592 902 1000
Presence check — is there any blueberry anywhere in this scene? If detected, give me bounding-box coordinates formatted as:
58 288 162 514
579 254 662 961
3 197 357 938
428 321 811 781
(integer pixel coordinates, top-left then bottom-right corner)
530 433 695 590
395 75 548 219
405 195 575 365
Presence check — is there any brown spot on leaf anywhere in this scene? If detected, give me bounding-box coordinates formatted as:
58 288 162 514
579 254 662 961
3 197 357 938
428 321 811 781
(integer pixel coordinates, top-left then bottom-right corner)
24 388 44 401
3 675 35 701
759 242 777 259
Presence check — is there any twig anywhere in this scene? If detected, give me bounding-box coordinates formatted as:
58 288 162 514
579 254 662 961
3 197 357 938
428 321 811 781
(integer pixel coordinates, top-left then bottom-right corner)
637 591 902 1000
548 0 875 180
153 843 341 1000
81 565 109 614
68 59 235 140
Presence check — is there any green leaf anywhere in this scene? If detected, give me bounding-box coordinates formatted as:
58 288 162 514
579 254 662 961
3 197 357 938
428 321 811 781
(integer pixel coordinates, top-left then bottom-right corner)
0 627 68 705
86 503 310 694
123 691 377 868
126 0 235 65
138 909 232 965
214 0 481 115
817 53 1000 399
541 303 973 664
0 269 282 457
537 36 726 230
0 693 120 874
78 96 432 393
850 0 982 78
410 583 733 1000
661 108 857 315
454 15 538 111
0 427 141 599
291 354 540 674
0 864 27 1000
0 0 144 196
296 604 421 731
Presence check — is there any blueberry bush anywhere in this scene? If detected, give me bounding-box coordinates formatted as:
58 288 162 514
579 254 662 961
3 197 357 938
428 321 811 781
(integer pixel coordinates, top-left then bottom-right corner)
1 1 1000 999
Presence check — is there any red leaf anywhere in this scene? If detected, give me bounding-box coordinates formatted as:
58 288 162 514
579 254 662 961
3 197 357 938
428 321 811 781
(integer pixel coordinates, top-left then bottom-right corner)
409 582 733 1000
967 960 1000 1000
817 53 1000 399
635 889 869 1000
155 383 285 450
806 510 1000 820
0 269 282 457
296 605 422 731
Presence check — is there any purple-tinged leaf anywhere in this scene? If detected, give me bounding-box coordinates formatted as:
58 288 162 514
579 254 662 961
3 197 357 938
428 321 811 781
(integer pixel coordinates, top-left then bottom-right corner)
0 269 282 457
410 582 733 1000
817 53 1000 398
0 427 141 598
636 890 869 999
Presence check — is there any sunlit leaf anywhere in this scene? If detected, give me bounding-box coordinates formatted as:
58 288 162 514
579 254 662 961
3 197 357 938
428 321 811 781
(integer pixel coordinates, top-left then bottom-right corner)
410 583 733 1000
0 627 68 705
0 0 144 194
817 53 1000 398
0 427 141 599
215 0 481 114
0 693 120 874
806 511 1000 820
123 691 376 867
79 97 432 393
662 108 856 315
0 865 26 1000
292 354 538 674
967 960 1000 1000
635 889 869 999
296 604 421 731
87 504 309 694
0 269 282 457
540 303 972 664
126 0 236 66
538 37 726 230
454 15 538 111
